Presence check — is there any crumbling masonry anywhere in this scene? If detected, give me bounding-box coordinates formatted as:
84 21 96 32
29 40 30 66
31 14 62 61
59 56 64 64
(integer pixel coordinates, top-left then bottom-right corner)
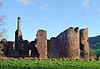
80 28 89 58
0 17 90 59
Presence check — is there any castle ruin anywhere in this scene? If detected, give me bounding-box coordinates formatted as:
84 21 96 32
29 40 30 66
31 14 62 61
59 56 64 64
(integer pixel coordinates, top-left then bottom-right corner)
0 17 90 59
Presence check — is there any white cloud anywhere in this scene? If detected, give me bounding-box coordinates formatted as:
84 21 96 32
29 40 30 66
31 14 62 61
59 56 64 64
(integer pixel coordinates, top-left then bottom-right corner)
17 0 51 11
81 0 90 7
97 9 100 12
81 0 95 8
40 4 50 11
80 0 95 13
17 0 32 5
96 9 100 16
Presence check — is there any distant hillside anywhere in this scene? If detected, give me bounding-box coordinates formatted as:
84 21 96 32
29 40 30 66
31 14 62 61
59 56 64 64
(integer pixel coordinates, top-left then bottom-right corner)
89 35 100 55
89 35 100 48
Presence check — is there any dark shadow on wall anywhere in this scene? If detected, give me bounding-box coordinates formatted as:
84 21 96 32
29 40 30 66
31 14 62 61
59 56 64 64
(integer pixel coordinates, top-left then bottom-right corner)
29 41 39 58
80 43 84 58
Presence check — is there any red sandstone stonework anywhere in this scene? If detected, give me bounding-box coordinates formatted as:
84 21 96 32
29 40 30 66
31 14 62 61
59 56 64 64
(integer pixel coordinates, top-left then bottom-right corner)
48 27 80 59
65 27 80 59
80 28 89 59
48 37 59 58
35 30 47 59
0 17 90 59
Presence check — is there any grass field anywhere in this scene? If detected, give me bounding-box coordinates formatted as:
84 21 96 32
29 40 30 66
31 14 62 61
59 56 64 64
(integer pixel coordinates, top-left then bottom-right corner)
0 59 100 69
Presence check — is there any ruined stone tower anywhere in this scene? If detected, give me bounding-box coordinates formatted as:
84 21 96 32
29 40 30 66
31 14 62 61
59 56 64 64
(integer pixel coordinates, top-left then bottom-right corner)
35 30 47 59
66 27 80 59
15 17 23 55
80 28 89 59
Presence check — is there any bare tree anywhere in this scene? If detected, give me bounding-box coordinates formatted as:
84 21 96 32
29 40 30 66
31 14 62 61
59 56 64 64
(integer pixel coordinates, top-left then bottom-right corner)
0 2 6 39
0 2 7 57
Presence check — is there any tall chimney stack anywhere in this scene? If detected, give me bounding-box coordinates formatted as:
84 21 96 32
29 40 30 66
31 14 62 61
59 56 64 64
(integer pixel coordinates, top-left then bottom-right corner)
17 16 21 30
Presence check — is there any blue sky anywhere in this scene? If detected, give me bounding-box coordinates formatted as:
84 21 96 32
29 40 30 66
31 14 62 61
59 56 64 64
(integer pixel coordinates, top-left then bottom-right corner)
1 0 100 41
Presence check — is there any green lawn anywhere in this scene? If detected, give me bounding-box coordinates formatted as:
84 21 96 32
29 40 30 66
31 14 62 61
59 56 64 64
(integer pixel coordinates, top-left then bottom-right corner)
0 59 100 69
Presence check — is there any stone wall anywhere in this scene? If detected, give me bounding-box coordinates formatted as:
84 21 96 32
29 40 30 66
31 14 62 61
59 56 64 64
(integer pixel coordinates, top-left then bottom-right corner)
48 27 80 59
0 38 7 57
57 32 67 58
23 40 29 57
0 38 16 57
80 28 89 59
47 37 59 58
35 30 47 59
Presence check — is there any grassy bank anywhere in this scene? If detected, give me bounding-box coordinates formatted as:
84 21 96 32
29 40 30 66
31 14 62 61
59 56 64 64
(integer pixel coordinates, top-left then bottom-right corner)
0 59 100 69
